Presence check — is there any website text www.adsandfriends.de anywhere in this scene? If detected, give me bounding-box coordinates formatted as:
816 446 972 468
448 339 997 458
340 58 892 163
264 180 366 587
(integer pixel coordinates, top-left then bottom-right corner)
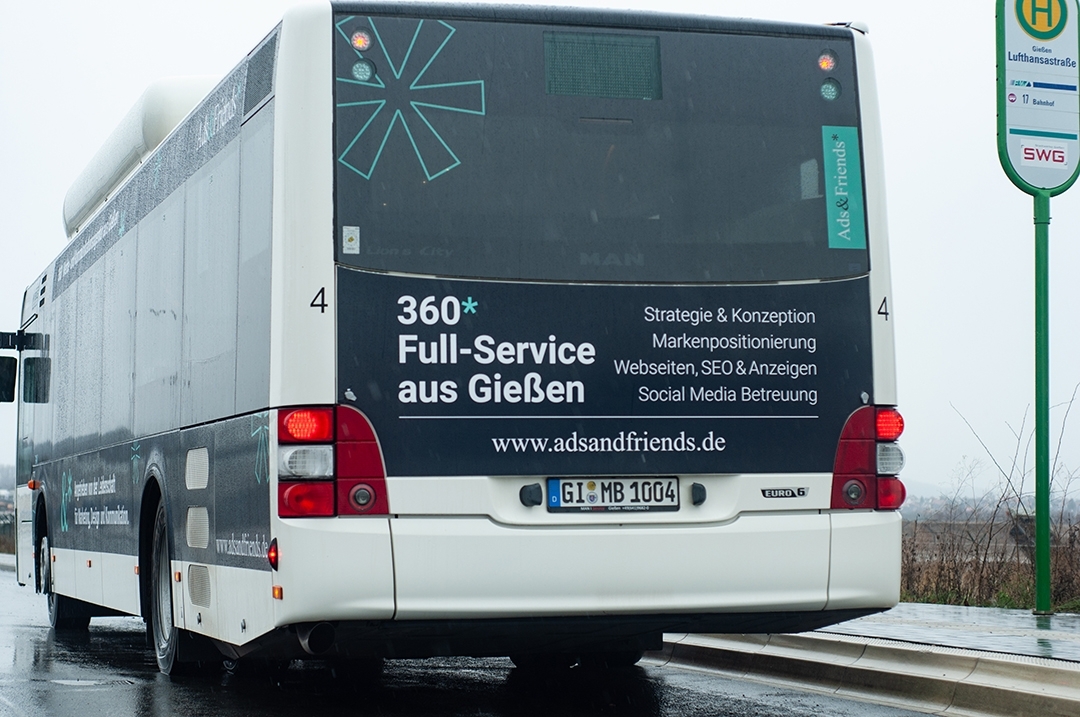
492 430 727 454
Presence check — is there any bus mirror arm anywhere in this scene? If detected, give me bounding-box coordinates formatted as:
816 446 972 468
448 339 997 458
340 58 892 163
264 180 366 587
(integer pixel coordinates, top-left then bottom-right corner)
0 329 44 403
0 331 25 351
0 331 45 352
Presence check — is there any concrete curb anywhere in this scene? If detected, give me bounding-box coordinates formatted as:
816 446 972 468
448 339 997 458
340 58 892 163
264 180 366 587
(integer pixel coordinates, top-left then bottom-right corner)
653 633 1080 717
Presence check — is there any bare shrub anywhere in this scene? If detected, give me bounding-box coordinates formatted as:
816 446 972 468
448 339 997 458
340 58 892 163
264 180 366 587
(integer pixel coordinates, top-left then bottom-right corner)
902 400 1080 611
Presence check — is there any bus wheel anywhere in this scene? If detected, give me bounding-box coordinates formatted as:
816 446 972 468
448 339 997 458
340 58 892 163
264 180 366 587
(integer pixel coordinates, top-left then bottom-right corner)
150 499 184 675
40 535 90 631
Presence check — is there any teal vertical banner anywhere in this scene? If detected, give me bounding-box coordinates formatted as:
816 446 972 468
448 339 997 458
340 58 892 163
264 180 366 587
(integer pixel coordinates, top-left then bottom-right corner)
822 126 867 250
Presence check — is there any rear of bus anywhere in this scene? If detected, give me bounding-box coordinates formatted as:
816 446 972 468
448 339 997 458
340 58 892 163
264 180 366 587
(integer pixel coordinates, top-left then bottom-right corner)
267 2 903 660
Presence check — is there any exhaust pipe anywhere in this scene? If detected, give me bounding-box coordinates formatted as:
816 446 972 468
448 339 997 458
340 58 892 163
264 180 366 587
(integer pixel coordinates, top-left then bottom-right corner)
297 622 335 655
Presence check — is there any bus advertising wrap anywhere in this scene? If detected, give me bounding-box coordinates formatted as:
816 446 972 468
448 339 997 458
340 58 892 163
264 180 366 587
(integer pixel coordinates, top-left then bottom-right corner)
337 268 873 477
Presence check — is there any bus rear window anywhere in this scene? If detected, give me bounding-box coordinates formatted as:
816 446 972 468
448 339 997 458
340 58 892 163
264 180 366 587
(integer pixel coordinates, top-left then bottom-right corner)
333 15 868 283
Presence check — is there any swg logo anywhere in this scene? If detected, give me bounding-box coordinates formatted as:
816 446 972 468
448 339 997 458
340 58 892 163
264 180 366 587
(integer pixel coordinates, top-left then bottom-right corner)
1021 142 1068 166
1017 0 1069 41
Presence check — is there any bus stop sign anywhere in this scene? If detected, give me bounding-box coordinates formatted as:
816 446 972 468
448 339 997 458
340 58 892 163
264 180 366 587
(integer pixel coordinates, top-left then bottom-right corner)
998 0 1080 194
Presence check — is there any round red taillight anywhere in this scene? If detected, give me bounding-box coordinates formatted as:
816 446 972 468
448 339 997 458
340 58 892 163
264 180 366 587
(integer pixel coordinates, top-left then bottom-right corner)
877 478 907 510
281 409 334 442
876 408 904 441
267 538 278 571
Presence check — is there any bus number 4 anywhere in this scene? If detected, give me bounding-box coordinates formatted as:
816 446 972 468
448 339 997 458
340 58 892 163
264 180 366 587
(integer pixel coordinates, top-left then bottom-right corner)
877 297 889 321
311 288 328 314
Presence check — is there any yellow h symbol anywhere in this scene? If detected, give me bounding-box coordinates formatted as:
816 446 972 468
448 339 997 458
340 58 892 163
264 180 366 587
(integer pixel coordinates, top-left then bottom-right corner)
1033 0 1053 28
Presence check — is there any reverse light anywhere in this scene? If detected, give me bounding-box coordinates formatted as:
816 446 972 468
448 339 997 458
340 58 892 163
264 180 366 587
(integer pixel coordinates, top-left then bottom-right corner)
279 445 334 477
876 443 906 475
279 408 334 443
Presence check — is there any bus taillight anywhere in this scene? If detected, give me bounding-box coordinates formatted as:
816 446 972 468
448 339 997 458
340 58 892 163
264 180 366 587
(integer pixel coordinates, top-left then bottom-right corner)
275 405 389 517
278 481 335 517
831 406 906 511
279 407 335 443
875 408 904 441
336 405 390 515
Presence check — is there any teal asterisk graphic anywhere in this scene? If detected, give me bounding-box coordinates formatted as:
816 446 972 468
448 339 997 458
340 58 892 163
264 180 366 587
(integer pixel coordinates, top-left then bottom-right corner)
60 470 73 532
131 442 141 485
335 16 486 181
462 296 478 314
252 413 269 485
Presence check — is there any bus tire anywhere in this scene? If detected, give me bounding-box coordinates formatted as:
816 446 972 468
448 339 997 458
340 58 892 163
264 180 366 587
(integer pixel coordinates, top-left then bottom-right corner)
150 498 185 675
40 534 90 631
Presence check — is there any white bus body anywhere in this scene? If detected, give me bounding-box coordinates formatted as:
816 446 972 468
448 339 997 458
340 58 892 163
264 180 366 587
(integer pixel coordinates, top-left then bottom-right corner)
11 1 905 674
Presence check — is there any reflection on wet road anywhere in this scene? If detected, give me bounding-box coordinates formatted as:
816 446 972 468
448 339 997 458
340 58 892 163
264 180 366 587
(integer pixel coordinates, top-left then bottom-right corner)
0 572 925 717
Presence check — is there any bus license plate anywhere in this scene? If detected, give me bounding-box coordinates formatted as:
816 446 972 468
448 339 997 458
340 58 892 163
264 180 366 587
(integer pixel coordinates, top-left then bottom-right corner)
546 477 679 513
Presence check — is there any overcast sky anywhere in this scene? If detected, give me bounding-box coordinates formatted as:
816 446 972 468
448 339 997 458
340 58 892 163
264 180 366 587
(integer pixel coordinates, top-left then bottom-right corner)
2 0 1078 499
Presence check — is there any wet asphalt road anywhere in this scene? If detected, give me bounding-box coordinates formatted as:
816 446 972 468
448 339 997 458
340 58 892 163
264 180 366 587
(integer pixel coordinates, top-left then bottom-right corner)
0 572 928 717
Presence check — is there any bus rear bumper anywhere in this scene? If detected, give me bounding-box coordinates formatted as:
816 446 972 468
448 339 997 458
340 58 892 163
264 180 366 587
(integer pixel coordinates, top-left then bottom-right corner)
390 512 836 620
233 607 887 661
274 510 900 626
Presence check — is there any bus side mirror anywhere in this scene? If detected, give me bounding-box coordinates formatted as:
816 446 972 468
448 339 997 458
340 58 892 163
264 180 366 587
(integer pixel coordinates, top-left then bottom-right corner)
0 356 15 403
22 357 49 404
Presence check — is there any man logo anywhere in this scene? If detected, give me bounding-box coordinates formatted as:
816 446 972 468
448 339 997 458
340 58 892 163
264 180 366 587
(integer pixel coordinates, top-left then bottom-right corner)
1017 0 1069 41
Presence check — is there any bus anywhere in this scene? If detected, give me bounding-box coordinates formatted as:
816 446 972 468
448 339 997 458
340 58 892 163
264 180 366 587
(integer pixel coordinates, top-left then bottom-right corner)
4 0 906 675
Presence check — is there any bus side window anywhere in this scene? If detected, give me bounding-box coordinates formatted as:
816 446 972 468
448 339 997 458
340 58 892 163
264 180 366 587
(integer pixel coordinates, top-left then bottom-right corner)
0 356 15 402
22 357 50 404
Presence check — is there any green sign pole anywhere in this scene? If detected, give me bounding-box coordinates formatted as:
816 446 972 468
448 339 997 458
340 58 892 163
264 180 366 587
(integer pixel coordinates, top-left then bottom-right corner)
1034 191 1052 614
997 0 1080 614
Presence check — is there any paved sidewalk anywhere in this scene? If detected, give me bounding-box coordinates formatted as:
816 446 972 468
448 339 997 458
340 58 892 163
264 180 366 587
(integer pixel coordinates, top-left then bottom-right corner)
820 602 1080 663
657 603 1080 717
